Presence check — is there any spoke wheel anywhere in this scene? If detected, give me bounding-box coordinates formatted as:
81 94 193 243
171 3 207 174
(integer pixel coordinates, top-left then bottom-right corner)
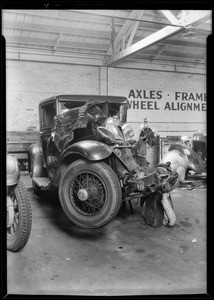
59 160 122 228
70 173 106 216
7 180 32 252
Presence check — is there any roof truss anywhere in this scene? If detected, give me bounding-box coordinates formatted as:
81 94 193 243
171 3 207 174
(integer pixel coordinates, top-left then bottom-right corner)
106 10 211 66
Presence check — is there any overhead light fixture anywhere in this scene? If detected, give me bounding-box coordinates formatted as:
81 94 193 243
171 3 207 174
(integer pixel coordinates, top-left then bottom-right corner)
181 26 200 39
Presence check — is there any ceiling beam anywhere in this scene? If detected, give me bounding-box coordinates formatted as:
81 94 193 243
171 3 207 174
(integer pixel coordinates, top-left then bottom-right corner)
107 10 140 54
3 9 118 26
150 44 167 63
107 26 182 65
2 20 111 39
160 10 180 25
70 9 182 27
4 9 210 29
7 45 107 59
178 10 211 26
115 11 146 53
2 20 208 44
106 10 211 66
4 8 182 29
126 11 145 48
127 56 206 67
5 35 205 61
4 36 108 51
1 19 180 45
159 40 206 49
3 14 210 40
132 50 205 61
116 10 146 52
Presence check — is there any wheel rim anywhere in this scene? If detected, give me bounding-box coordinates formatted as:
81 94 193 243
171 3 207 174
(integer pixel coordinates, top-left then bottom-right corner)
7 189 19 238
69 172 106 216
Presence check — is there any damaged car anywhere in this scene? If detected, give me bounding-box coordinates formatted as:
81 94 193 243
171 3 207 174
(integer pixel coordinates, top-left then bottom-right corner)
191 131 207 163
29 95 179 229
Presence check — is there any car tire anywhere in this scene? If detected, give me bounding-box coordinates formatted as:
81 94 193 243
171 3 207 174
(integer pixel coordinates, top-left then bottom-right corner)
7 180 32 252
59 159 122 229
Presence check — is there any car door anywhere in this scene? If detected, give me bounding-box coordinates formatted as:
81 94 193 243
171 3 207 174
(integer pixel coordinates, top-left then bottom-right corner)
40 101 56 166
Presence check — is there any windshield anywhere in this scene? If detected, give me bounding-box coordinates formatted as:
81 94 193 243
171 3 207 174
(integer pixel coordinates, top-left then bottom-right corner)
59 101 86 113
59 100 126 121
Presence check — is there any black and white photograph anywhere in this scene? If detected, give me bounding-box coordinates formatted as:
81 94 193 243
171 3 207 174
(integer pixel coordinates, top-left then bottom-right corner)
2 7 212 297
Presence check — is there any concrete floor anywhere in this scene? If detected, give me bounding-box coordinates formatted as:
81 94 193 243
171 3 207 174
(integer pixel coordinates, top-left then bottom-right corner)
7 172 207 296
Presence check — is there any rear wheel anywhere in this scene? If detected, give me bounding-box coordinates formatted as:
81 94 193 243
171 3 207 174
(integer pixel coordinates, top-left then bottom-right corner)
7 180 32 252
59 160 122 228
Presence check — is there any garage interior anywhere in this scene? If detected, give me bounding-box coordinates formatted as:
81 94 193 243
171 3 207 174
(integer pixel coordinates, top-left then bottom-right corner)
3 9 211 296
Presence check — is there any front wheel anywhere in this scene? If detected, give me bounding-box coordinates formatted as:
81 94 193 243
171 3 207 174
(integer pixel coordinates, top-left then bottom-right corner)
7 180 32 252
59 160 122 229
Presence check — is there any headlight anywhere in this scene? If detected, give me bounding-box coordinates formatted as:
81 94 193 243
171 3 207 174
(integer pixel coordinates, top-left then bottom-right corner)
105 117 124 140
105 117 119 137
97 117 124 144
122 124 135 143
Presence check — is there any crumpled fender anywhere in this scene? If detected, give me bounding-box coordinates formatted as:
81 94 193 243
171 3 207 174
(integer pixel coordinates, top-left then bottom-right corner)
7 155 20 186
29 143 46 178
60 140 113 163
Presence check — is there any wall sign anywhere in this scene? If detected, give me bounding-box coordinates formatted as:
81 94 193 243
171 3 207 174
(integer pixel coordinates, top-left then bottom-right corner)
128 89 206 112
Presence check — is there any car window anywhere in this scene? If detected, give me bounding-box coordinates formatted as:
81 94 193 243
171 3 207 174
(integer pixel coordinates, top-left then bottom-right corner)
109 103 121 117
59 101 85 113
41 103 56 128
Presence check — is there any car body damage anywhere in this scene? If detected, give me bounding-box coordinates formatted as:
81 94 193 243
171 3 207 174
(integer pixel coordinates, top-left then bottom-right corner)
29 95 181 228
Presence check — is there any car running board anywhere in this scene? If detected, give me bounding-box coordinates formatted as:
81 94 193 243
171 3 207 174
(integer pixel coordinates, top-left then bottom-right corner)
33 177 51 189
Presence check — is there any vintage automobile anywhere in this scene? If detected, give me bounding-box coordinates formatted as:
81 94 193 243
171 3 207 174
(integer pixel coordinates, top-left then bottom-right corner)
191 131 207 162
175 131 207 179
29 95 179 229
7 154 32 251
